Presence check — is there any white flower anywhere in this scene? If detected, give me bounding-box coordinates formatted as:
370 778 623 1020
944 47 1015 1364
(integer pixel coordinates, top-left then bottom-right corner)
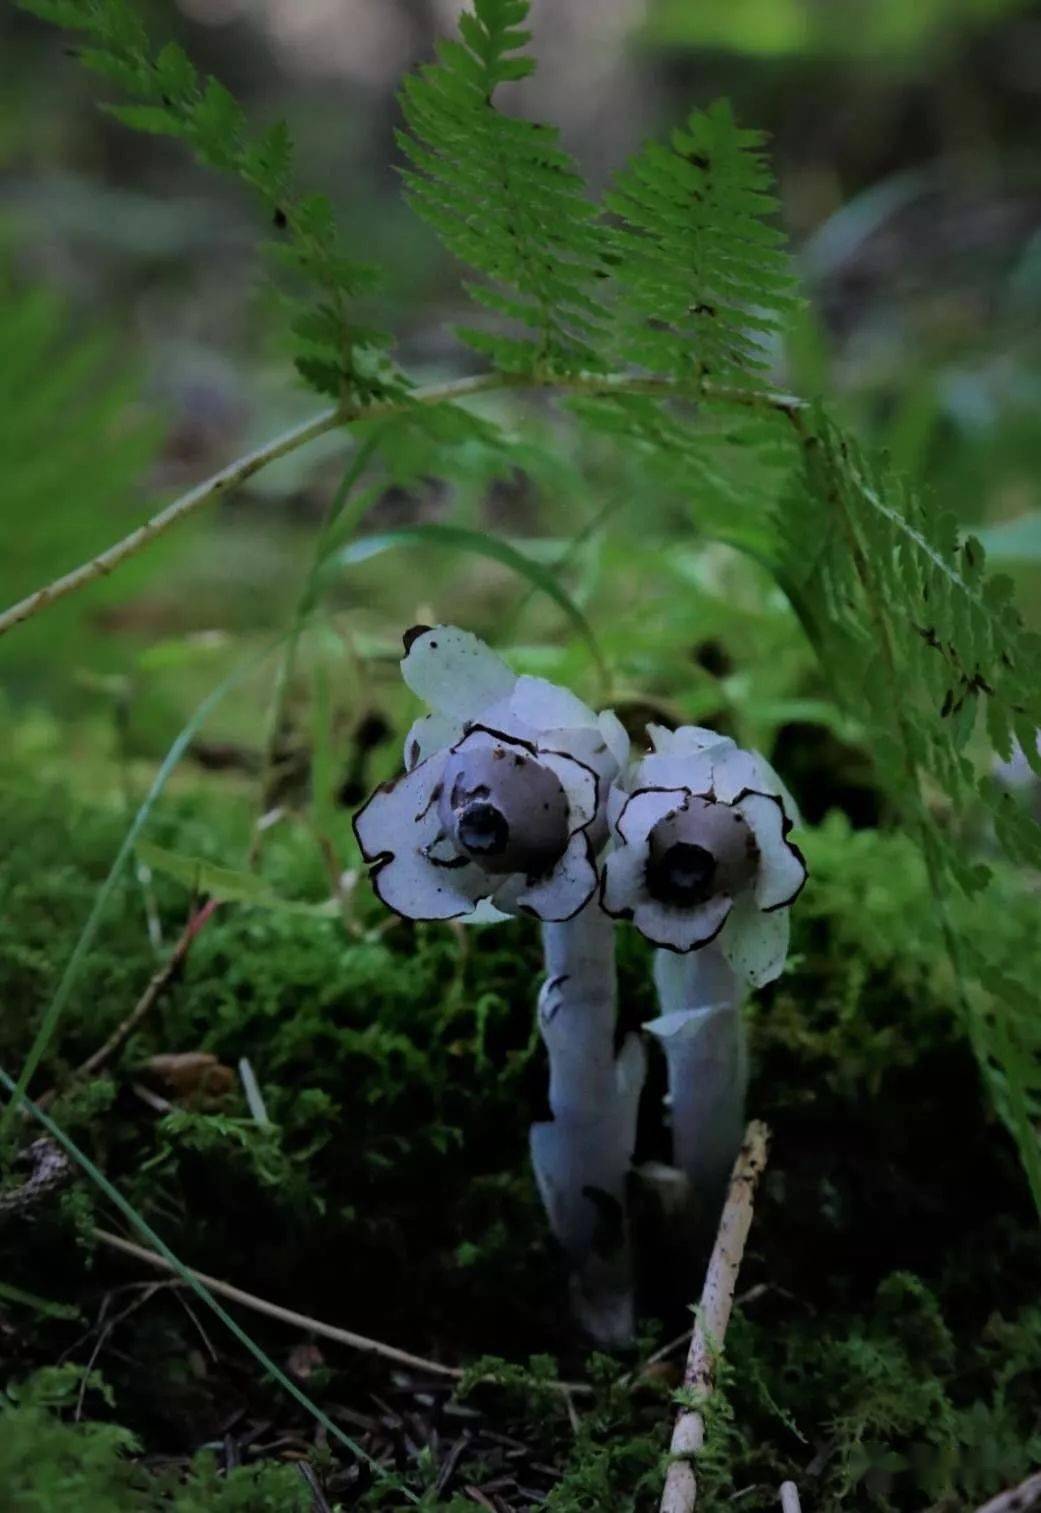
354 625 630 923
601 724 806 986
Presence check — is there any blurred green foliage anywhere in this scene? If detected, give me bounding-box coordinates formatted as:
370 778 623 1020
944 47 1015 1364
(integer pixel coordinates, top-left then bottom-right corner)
644 0 1034 59
0 270 161 694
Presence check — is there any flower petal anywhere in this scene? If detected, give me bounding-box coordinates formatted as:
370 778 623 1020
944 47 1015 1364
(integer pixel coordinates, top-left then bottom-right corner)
401 625 516 720
606 782 628 833
718 892 790 987
648 723 734 757
615 786 687 844
598 709 631 771
354 752 485 920
735 792 807 910
403 712 464 770
600 838 649 919
633 749 716 794
507 674 599 732
537 748 599 832
632 893 733 953
372 849 485 921
712 746 799 822
513 831 598 921
353 751 447 863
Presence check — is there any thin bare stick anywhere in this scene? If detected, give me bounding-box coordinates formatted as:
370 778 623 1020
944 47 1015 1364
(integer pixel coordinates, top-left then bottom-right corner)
636 1285 770 1377
92 1226 593 1396
0 373 501 640
0 372 802 641
779 1482 802 1513
659 1120 770 1513
94 1225 465 1378
34 899 220 1116
974 1469 1041 1513
0 407 337 638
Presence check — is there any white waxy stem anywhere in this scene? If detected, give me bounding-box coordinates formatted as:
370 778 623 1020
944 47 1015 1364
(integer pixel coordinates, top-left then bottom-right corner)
647 946 747 1226
356 625 641 1337
529 902 646 1346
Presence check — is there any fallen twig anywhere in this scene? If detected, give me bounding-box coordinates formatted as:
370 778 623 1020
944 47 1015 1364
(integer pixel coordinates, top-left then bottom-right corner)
92 1226 593 1397
94 1226 465 1378
638 1284 772 1377
75 899 220 1084
35 898 220 1113
975 1469 1041 1513
0 374 801 642
659 1121 771 1513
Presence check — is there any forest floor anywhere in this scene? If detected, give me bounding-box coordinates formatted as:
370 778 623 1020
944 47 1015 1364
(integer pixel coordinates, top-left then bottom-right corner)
2 732 1041 1512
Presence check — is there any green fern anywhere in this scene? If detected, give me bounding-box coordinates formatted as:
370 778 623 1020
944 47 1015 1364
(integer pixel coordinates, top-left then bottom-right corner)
397 0 605 375
16 0 404 405
776 413 1041 1195
778 412 1041 875
563 99 801 527
604 98 798 385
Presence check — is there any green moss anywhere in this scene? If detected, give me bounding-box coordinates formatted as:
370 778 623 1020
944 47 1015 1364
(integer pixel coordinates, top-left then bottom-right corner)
3 761 1041 1508
0 1367 308 1511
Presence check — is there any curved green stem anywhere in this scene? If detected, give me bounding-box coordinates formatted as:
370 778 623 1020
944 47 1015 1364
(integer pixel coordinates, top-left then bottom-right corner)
0 372 801 640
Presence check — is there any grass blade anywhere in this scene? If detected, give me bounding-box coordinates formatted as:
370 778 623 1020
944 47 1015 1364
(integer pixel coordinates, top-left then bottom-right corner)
336 521 609 691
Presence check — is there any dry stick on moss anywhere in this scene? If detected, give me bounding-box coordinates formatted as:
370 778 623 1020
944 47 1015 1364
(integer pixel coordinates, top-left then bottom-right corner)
0 375 802 641
34 898 220 1114
91 1227 594 1397
975 1469 1041 1513
659 1120 770 1513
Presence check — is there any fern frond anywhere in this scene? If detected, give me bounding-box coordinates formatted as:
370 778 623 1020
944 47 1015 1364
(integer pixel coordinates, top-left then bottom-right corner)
571 391 796 538
397 0 604 375
16 0 404 405
776 414 1041 1197
778 412 1041 882
605 99 798 386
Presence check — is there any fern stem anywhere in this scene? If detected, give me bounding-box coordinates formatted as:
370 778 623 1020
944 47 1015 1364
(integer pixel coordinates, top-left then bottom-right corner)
0 371 800 639
0 404 334 636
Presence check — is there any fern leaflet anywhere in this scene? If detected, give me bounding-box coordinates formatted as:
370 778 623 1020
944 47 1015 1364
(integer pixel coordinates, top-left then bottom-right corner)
397 0 604 375
16 0 404 405
604 99 798 386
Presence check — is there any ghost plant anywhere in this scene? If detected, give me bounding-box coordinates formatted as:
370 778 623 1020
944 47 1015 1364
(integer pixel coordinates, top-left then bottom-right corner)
353 625 644 1344
601 723 806 1221
354 633 806 1338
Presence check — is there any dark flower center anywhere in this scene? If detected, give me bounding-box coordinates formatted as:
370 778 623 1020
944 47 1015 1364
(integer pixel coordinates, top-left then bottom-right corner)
457 800 510 857
647 840 717 905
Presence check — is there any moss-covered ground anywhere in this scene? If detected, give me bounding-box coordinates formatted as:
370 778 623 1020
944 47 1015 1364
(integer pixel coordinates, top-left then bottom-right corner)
2 731 1040 1512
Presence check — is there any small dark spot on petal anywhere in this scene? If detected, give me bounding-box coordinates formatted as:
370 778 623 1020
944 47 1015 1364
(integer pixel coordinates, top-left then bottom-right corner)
402 624 432 653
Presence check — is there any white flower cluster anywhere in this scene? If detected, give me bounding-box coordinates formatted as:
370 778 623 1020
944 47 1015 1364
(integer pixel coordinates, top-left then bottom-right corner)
354 626 805 986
